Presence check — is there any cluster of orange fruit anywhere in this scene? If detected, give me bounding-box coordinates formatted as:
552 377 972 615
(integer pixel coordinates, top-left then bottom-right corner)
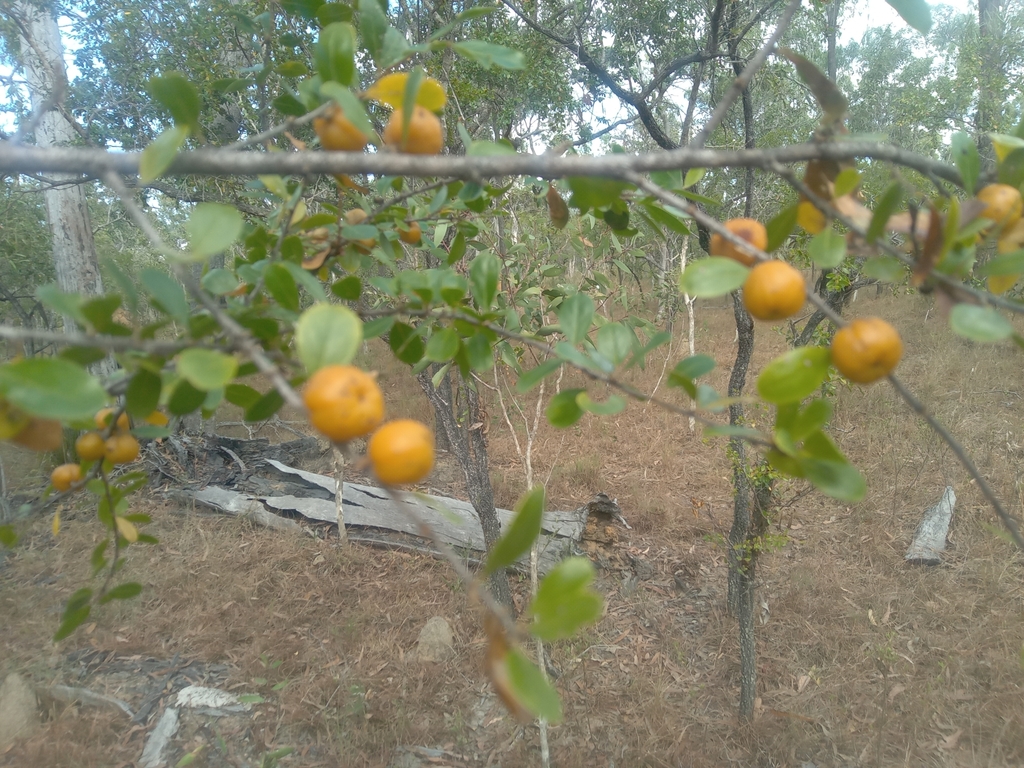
48 408 145 492
711 218 903 385
314 103 443 156
976 184 1024 293
302 365 435 485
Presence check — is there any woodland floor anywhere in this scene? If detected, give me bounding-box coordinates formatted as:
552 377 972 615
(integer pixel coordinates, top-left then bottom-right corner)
2 288 1024 767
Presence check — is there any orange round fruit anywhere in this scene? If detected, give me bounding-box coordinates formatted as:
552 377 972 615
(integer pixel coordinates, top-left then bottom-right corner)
976 183 1023 231
830 317 903 384
368 419 435 485
11 417 63 452
709 218 768 266
742 260 806 321
398 221 422 245
75 431 107 462
95 407 130 432
51 463 83 492
382 106 443 155
105 433 140 465
303 365 385 443
313 104 369 152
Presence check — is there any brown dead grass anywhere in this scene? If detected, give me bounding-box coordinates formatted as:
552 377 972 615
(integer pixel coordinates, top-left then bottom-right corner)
2 288 1024 767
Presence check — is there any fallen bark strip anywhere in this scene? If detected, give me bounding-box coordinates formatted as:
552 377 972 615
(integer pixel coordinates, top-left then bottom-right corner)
182 459 584 573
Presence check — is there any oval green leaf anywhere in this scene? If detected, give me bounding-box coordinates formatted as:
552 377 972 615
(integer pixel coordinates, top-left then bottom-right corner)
177 349 239 391
484 485 545 576
756 347 832 404
185 203 244 261
949 304 1013 342
808 228 847 269
0 358 107 420
680 257 749 298
295 303 363 372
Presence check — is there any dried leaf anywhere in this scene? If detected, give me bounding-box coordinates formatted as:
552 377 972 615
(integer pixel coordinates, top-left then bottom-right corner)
887 683 905 702
302 247 332 271
547 185 570 230
779 48 849 124
911 203 945 287
941 728 963 750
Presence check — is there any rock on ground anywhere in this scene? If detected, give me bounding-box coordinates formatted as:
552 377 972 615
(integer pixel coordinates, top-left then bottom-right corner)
415 616 454 662
0 673 40 750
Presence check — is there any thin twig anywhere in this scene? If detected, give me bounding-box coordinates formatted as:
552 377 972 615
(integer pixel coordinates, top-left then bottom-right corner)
0 325 195 355
689 0 803 150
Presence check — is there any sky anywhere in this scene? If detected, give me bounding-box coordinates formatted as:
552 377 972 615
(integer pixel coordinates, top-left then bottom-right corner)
1 1 981 142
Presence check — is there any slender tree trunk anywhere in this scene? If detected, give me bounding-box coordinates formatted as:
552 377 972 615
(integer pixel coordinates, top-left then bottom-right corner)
417 365 514 612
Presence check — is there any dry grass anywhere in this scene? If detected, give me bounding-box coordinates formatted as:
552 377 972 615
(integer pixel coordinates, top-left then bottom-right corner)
2 288 1024 766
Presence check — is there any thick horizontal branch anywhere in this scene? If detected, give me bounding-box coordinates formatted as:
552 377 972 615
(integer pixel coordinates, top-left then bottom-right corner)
0 141 964 188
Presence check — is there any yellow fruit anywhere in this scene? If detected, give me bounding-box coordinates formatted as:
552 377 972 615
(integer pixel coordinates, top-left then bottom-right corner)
313 104 369 152
303 365 385 443
742 260 806 321
11 418 63 452
398 221 422 245
368 419 435 485
382 106 444 155
105 433 140 465
75 431 107 462
709 218 768 266
830 317 903 384
976 183 1023 231
51 463 83 492
95 407 130 432
145 411 170 427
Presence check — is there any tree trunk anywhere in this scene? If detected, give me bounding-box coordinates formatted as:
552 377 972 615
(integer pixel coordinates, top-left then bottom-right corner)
417 365 514 612
16 4 114 376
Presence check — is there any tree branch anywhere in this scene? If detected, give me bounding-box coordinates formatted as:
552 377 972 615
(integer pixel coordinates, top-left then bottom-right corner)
0 141 966 187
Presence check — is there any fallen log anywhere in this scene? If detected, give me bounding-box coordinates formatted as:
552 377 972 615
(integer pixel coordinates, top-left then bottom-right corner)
184 458 585 573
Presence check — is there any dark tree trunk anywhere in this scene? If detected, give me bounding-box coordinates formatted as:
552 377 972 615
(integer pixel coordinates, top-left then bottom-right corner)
417 365 514 612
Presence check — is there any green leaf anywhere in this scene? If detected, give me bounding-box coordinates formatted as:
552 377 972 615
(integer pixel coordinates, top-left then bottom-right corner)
673 354 715 380
789 398 833 441
125 368 162 418
317 2 352 24
807 228 847 269
98 582 143 604
979 249 1024 276
358 0 389 64
766 203 799 252
546 388 585 427
0 358 107 420
295 303 363 372
531 557 601 643
802 458 866 501
469 251 499 309
577 392 626 415
567 177 628 211
201 269 241 295
885 0 932 33
484 485 545 575
425 327 460 362
451 40 525 70
558 293 594 345
264 263 300 312
177 349 238 391
315 22 357 85
833 168 861 198
868 183 903 243
0 525 18 548
185 204 243 261
139 125 188 183
245 389 285 422
272 93 307 117
168 378 206 415
683 167 705 189
331 275 362 300
276 60 309 78
679 257 748 297
225 384 261 409
757 347 832 404
504 649 562 722
141 269 189 325
389 322 425 364
862 256 906 283
595 323 636 366
951 132 980 195
54 604 92 642
467 139 517 156
380 27 412 69
516 359 561 393
949 304 1013 342
148 73 200 130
